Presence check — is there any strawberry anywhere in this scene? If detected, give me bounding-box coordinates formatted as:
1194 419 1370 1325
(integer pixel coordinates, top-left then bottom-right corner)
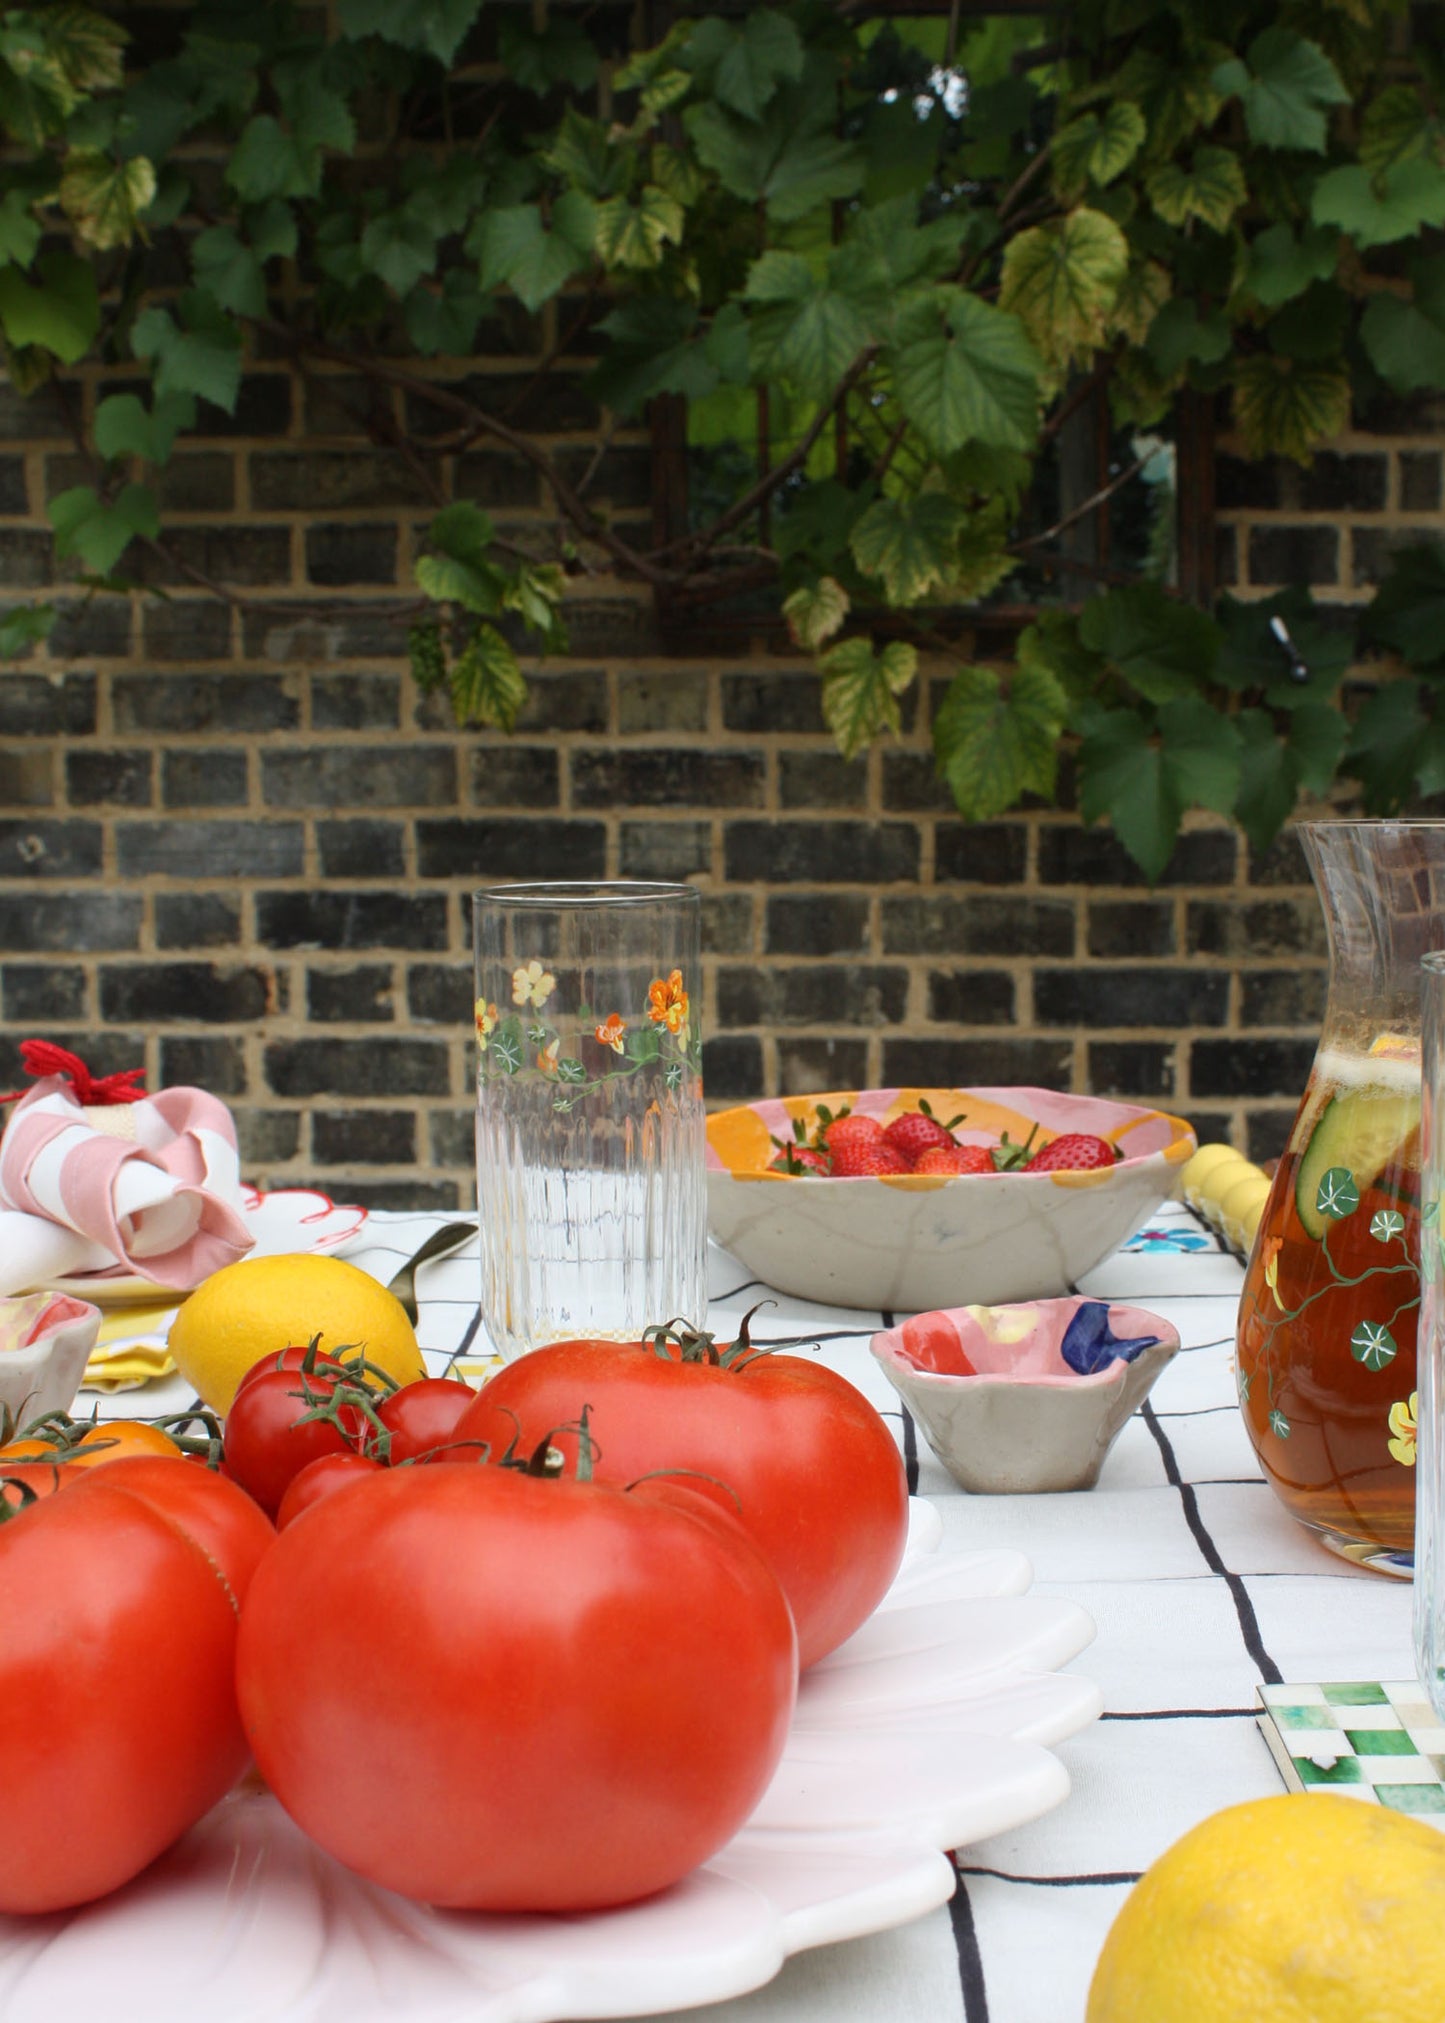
768 1144 830 1176
1025 1133 1120 1173
883 1101 965 1167
913 1143 994 1176
830 1137 912 1177
823 1113 885 1157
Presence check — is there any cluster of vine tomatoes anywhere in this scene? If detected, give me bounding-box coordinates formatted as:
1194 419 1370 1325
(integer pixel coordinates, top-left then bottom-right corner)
0 1316 908 1920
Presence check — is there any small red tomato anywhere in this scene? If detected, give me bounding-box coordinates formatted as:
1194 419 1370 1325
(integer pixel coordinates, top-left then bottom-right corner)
235 1343 353 1395
377 1378 477 1464
276 1451 383 1529
223 1368 371 1518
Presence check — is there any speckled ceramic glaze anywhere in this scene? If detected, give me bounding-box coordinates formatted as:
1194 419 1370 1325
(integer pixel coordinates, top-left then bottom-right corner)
872 1296 1181 1493
706 1088 1195 1311
0 1291 101 1428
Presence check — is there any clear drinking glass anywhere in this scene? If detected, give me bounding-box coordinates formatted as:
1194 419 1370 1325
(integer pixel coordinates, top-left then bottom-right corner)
472 881 706 1362
1416 950 1445 1711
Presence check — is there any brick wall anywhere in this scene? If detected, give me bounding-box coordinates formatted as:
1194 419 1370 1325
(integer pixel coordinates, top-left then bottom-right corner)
4 350 1441 1209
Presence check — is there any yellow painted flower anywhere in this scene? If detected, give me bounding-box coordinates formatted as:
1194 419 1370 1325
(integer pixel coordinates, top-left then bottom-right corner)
512 959 556 1009
537 1037 560 1077
647 969 689 1036
1388 1392 1418 1467
474 997 498 1047
1261 1235 1285 1313
595 1012 627 1054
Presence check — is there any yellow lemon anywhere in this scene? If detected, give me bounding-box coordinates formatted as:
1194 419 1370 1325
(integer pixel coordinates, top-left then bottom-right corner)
1217 1170 1272 1253
1087 1793 1445 2023
1179 1143 1249 1211
168 1253 425 1413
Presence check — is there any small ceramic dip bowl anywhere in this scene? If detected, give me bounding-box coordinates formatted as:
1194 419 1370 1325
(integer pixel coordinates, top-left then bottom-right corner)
871 1296 1181 1494
0 1292 101 1433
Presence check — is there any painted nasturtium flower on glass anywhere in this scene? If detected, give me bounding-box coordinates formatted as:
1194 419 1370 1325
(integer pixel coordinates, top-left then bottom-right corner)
536 1037 561 1077
474 998 499 1047
1261 1235 1285 1312
595 1012 627 1053
512 959 556 1009
648 969 689 1035
1388 1393 1418 1468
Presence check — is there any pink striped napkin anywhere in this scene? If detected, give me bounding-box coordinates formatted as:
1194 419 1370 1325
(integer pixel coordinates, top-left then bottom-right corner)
0 1076 254 1297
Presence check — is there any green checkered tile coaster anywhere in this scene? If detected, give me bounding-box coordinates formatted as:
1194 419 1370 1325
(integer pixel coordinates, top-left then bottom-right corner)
1256 1683 1445 1821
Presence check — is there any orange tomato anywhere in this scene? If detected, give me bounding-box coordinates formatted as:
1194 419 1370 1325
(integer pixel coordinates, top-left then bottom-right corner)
69 1423 184 1467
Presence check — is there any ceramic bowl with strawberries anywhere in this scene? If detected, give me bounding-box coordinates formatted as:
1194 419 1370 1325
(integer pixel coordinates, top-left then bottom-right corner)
705 1086 1196 1312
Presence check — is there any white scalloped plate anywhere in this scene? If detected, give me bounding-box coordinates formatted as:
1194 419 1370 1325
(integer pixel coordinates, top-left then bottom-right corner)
0 1505 1100 2022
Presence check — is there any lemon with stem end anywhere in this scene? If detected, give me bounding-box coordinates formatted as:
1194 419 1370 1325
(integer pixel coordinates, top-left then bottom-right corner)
168 1253 425 1414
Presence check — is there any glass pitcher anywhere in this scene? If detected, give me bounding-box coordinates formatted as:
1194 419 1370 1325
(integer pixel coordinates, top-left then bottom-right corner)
1236 821 1445 1576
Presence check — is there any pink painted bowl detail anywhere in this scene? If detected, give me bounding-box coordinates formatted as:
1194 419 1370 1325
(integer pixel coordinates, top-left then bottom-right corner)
0 1292 102 1431
705 1087 1196 1311
871 1297 1181 1493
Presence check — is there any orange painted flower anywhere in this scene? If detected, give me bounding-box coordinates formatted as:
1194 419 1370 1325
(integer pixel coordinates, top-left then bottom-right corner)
647 969 689 1036
1388 1393 1418 1468
1261 1235 1285 1312
474 998 499 1047
537 1037 561 1077
595 1012 627 1054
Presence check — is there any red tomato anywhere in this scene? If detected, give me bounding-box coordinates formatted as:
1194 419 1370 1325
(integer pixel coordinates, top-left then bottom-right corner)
276 1451 383 1528
223 1367 370 1518
376 1377 476 1463
236 1463 797 1911
0 1476 250 1912
67 1455 276 1603
454 1336 909 1668
235 1344 353 1394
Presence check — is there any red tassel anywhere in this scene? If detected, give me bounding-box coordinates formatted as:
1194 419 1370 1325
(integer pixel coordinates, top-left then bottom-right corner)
0 1039 147 1107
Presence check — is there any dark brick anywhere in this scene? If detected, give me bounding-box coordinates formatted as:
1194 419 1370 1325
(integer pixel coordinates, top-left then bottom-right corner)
701 1034 763 1100
0 673 95 736
251 451 432 511
777 1038 869 1094
556 444 652 508
468 745 559 807
101 962 271 1024
925 971 1017 1024
313 1109 416 1164
265 1037 450 1097
0 748 53 806
47 599 132 657
702 892 753 955
316 820 408 878
261 746 457 810
1216 524 1238 588
312 675 402 731
1215 455 1282 511
301 374 385 437
1188 1112 1239 1149
0 455 26 513
1247 524 1339 588
619 820 711 879
882 1037 1075 1086
1297 452 1388 513
407 963 471 1025
428 1109 474 1167
572 748 765 810
0 893 140 950
766 893 870 956
1248 828 1313 886
1400 451 1442 513
64 749 151 807
452 451 540 510
1087 900 1175 958
1037 826 1237 887
934 823 1029 884
1186 897 1326 958
239 601 412 662
235 1107 302 1165
1246 1110 1298 1164
2 963 86 1021
724 821 919 884
722 672 827 736
417 818 607 880
778 751 867 810
113 674 299 734
328 1177 463 1211
154 894 241 948
716 964 908 1028
1239 968 1328 1024
158 1036 246 1093
0 532 53 586
407 371 600 437
1352 525 1439 588
141 600 234 661
0 1028 143 1090
883 893 1073 957
880 752 954 813
117 820 304 879
305 523 399 586
1190 1036 1318 1097
138 526 292 588
0 380 69 440
308 965 396 1022
1035 966 1228 1028
161 748 248 807
0 819 102 877
1088 1042 1176 1101
152 455 235 512
257 891 449 951
618 671 709 734
190 373 291 438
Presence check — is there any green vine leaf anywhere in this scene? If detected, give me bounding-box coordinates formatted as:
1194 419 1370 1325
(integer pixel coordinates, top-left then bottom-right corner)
745 251 871 395
1145 146 1247 232
1078 583 1218 704
1211 29 1348 155
48 481 158 575
818 637 917 758
1359 86 1434 178
934 658 1067 821
1051 102 1145 195
337 0 482 66
890 289 1042 453
849 493 962 605
93 391 196 464
684 81 864 221
1312 159 1445 248
1239 223 1339 307
130 293 243 414
0 249 99 363
1076 700 1241 883
497 15 598 96
0 603 56 658
594 186 684 271
1231 353 1351 463
449 624 528 731
1362 542 1445 676
58 149 154 249
783 576 849 651
1360 255 1445 396
680 10 804 123
997 206 1128 377
473 195 596 313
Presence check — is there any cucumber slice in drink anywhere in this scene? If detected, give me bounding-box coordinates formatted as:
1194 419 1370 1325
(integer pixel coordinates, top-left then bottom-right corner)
1295 1084 1420 1241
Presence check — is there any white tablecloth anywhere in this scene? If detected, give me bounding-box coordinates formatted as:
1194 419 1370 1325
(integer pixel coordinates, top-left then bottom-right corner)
95 1196 1418 2023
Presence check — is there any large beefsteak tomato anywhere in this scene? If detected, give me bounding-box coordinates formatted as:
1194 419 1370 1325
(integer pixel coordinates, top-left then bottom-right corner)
0 1467 260 1912
236 1462 797 1911
452 1329 909 1667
